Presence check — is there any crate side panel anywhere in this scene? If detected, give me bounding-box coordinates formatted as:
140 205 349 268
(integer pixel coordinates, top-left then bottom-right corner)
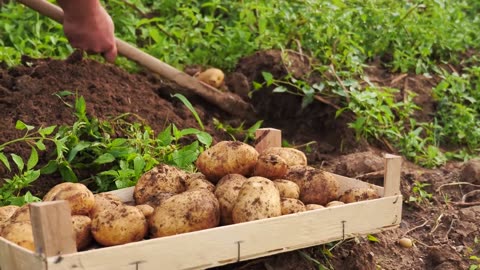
47 195 401 270
333 173 384 196
0 237 45 270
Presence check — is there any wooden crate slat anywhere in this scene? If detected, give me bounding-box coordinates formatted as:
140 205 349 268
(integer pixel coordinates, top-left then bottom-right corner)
46 195 402 270
0 237 45 270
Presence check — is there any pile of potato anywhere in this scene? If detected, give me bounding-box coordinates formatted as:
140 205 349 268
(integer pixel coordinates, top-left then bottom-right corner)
0 141 379 251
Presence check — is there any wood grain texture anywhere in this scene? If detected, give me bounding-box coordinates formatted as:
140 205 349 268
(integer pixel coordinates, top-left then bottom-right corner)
0 237 45 270
384 154 402 197
254 128 282 154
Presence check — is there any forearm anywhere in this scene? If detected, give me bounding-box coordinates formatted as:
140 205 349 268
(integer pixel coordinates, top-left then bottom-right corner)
57 0 102 19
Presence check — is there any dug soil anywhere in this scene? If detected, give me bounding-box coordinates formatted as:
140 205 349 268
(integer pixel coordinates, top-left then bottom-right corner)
1 50 479 269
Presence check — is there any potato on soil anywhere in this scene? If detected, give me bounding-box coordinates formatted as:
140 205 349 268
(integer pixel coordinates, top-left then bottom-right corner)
185 173 215 192
280 198 306 215
326 201 345 207
263 147 307 167
273 179 300 199
1 221 34 251
149 189 220 238
253 153 288 179
135 204 154 218
91 205 147 246
305 204 325 211
232 177 282 223
196 141 259 183
72 215 93 250
43 182 95 215
214 174 248 225
134 164 187 205
0 205 19 224
196 68 225 89
339 187 379 204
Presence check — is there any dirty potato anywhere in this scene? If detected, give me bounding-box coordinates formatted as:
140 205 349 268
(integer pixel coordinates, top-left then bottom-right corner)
90 193 124 217
232 177 282 223
91 205 147 246
253 153 289 179
1 221 34 251
0 205 19 224
196 68 225 89
7 204 31 223
214 174 248 225
185 173 215 192
280 198 306 215
300 170 339 205
43 182 95 215
72 215 93 250
305 204 325 211
284 165 316 189
196 141 259 183
134 164 187 205
273 179 300 199
326 201 345 207
149 189 220 238
263 147 307 167
339 187 380 204
135 204 154 219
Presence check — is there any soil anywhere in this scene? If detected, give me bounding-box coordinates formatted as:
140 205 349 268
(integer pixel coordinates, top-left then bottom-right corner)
1 50 479 269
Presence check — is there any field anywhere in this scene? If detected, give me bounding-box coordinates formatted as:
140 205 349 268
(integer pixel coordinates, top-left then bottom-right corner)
1 0 480 269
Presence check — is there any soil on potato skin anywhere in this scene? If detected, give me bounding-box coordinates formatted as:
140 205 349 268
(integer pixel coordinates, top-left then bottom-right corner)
0 50 478 270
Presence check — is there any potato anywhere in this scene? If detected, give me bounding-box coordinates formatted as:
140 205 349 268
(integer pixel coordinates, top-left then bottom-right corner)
305 204 325 211
0 205 19 224
214 174 248 225
263 147 307 167
72 215 93 250
326 201 345 207
280 198 306 215
232 177 282 223
286 166 339 205
339 187 379 204
143 192 176 208
43 182 95 215
253 153 288 179
1 221 34 251
273 179 300 199
8 204 31 223
196 68 225 88
149 189 220 238
135 204 154 218
90 193 124 217
91 205 147 246
134 164 187 205
196 141 259 183
185 173 215 192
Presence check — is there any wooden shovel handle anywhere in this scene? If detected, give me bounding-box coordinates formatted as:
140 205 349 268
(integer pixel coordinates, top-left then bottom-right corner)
17 0 252 118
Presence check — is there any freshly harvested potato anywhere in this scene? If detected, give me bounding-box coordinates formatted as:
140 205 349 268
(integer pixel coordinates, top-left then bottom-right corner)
273 179 300 199
72 215 93 250
8 204 31 223
196 68 225 89
214 174 248 225
149 189 220 238
135 204 154 218
284 165 316 189
1 221 34 251
305 204 325 211
263 147 307 167
0 205 19 224
339 187 379 204
143 192 176 208
196 141 259 183
134 164 187 205
232 177 282 223
300 170 339 205
91 205 147 246
280 198 306 215
43 182 95 215
253 153 288 179
326 201 345 207
185 173 215 192
90 193 124 217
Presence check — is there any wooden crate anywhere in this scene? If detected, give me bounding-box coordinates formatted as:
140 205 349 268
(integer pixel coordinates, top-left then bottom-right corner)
0 154 402 270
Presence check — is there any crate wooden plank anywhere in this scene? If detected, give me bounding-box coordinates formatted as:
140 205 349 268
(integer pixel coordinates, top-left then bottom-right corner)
254 128 282 153
45 195 401 270
0 237 45 270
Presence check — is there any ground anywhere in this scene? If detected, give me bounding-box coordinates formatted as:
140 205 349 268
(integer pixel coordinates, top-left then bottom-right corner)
0 50 479 269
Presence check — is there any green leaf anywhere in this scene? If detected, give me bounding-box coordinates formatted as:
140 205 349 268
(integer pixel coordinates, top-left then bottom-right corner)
133 156 145 176
367 234 379 242
35 140 46 151
58 163 78 182
27 147 39 170
55 90 74 97
40 160 58 174
0 152 11 171
157 125 173 146
75 96 87 117
38 125 56 137
15 120 34 131
172 141 200 169
68 141 91 162
262 72 274 86
272 86 288 93
172 93 205 130
196 132 213 147
94 153 115 164
110 138 127 147
11 154 24 172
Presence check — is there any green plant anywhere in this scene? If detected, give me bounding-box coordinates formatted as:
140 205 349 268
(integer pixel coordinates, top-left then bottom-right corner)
408 181 433 205
213 118 263 143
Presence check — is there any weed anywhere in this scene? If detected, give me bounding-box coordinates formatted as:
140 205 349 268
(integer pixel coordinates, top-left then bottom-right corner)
213 118 263 143
408 181 433 205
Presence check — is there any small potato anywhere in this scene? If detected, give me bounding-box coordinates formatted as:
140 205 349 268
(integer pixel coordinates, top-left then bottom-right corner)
253 153 288 180
263 147 307 167
232 177 282 223
43 182 95 215
339 188 380 204
134 164 187 205
149 189 220 238
326 201 345 207
196 141 259 183
284 165 316 189
301 170 339 205
0 205 19 224
280 198 306 215
91 205 147 246
273 179 300 199
305 204 325 211
185 173 215 192
1 221 34 251
135 204 154 218
90 193 124 217
215 174 248 225
72 215 93 251
196 68 225 89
